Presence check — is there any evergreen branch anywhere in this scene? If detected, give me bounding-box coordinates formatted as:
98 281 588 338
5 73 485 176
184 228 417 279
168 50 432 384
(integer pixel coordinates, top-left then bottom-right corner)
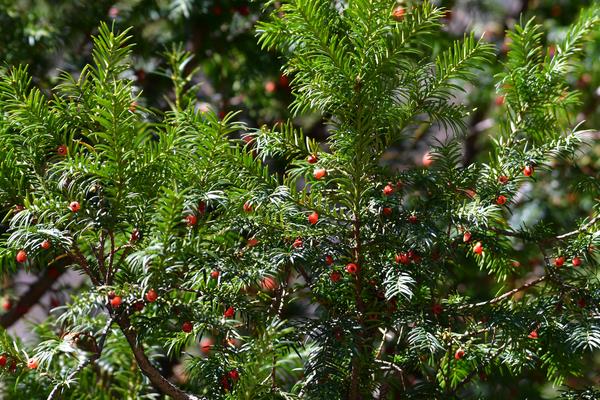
117 314 203 400
46 315 115 400
556 215 600 240
449 341 509 396
432 34 494 95
457 275 547 311
545 4 600 76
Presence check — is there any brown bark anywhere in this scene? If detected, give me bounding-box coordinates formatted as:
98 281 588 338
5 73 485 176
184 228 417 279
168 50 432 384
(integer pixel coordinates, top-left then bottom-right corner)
116 315 202 400
0 255 71 328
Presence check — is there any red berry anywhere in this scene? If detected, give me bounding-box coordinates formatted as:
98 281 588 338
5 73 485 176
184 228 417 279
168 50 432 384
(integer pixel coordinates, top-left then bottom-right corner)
496 195 507 205
325 255 334 265
129 101 137 112
228 369 239 380
307 154 318 164
391 6 405 21
108 6 119 18
422 152 433 167
345 263 358 274
454 349 465 360
473 242 483 255
242 134 253 145
261 276 278 291
0 355 6 367
2 300 11 311
463 232 472 243
182 321 193 333
278 73 290 88
186 214 197 226
572 257 582 267
243 202 253 213
382 207 392 216
409 251 422 264
265 81 277 93
57 145 68 156
313 168 327 180
395 253 410 265
330 271 342 282
131 229 141 242
408 215 418 224
383 184 394 196
221 375 231 391
554 256 565 267
495 96 505 106
40 240 51 250
200 338 214 354
133 301 144 311
523 165 534 177
27 358 38 370
16 250 27 263
578 298 586 308
247 238 259 247
224 306 235 318
292 238 303 248
68 201 80 213
198 201 207 215
512 260 521 268
145 289 158 303
528 330 538 339
432 303 443 316
210 270 220 279
308 211 319 225
236 5 250 15
107 291 116 300
498 175 509 184
110 296 122 308
49 297 60 308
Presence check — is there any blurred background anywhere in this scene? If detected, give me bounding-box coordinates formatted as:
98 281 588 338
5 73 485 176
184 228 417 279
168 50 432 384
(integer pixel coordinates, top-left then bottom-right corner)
1 0 599 398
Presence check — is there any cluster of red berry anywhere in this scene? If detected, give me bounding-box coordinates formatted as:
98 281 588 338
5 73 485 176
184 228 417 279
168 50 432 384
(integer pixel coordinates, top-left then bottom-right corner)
0 353 37 372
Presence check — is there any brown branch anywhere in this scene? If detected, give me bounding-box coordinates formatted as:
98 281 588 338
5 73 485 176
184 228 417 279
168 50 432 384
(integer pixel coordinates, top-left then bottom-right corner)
375 359 406 393
107 230 115 281
98 230 107 280
487 214 600 241
349 213 365 400
0 255 71 328
457 275 547 311
116 315 202 400
71 244 101 286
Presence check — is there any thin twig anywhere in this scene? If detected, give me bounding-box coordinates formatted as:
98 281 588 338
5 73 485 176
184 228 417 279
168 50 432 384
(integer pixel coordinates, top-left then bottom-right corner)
71 244 100 286
108 230 115 279
487 214 599 241
375 359 406 392
98 230 106 280
457 275 547 311
556 214 600 239
47 316 115 400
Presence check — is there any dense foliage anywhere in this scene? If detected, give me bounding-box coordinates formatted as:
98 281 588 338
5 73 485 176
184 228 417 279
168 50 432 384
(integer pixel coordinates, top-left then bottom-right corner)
0 1 599 399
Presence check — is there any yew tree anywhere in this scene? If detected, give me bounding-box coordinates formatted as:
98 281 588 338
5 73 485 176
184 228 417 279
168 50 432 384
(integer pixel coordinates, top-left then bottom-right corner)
0 1 600 399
